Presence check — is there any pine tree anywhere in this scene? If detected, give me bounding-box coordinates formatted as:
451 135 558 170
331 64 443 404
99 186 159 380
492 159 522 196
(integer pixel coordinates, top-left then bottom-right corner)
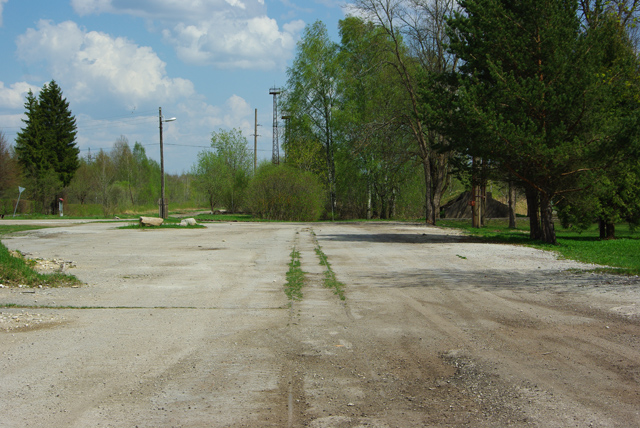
443 0 640 244
36 80 79 187
15 81 79 211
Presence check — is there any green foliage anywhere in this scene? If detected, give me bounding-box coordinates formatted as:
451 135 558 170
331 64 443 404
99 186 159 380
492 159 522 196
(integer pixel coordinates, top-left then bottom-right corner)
313 238 346 300
119 222 205 230
65 138 191 216
192 128 252 213
283 21 341 215
248 163 325 221
441 0 640 243
192 151 228 212
440 219 640 275
0 132 20 200
15 81 79 212
0 241 81 288
195 213 257 222
335 16 417 220
285 247 305 301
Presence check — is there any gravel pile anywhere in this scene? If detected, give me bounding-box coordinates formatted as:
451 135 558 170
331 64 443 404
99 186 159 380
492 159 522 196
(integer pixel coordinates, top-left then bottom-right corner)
0 310 62 331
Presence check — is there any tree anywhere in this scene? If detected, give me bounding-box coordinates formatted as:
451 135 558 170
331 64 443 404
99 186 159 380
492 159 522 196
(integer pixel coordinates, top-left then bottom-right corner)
68 158 92 205
91 149 116 209
248 163 325 221
211 128 252 213
443 0 640 244
192 152 229 212
336 16 416 219
112 136 136 205
131 142 160 205
15 81 79 212
193 128 252 213
283 21 341 219
349 0 461 224
0 131 20 198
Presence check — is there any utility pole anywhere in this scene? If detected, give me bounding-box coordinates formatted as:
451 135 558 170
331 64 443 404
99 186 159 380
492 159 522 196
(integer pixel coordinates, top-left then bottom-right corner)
269 87 281 164
159 107 165 219
254 109 258 173
158 107 176 219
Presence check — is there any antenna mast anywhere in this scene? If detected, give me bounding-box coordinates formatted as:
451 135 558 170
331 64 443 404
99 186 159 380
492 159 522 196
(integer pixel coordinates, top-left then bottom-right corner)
269 86 281 164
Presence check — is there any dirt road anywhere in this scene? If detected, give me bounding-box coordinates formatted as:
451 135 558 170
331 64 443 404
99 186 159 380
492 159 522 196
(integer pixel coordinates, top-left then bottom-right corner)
1 221 639 427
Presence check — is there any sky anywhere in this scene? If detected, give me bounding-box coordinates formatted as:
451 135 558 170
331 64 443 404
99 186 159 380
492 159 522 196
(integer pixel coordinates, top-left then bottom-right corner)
0 0 350 174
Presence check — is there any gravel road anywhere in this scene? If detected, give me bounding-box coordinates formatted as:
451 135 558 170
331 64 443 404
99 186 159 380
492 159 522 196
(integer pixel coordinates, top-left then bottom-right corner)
1 221 639 427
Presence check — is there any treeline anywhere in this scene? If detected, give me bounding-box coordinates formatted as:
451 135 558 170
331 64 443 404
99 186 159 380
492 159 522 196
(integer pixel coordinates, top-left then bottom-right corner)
5 0 640 242
279 0 640 243
1 131 196 216
67 137 194 215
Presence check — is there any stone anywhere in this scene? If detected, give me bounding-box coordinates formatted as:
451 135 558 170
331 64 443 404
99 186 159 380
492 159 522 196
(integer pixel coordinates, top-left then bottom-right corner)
139 216 164 227
180 218 197 226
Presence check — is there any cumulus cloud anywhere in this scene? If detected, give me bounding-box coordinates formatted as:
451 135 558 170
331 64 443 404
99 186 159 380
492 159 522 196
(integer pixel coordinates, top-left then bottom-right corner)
0 82 37 109
15 20 195 108
0 0 8 27
70 0 304 70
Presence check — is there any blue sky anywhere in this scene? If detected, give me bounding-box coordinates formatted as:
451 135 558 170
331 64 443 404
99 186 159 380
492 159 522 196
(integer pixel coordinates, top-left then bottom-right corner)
0 0 349 173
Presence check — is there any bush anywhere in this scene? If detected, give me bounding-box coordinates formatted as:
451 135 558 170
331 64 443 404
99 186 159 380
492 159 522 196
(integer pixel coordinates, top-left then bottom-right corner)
64 204 104 217
0 199 35 216
248 163 325 221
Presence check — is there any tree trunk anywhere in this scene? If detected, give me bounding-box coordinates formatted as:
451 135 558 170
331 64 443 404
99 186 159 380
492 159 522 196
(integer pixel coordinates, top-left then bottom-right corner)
423 156 434 225
480 181 487 227
366 176 372 220
380 195 388 220
325 140 336 221
539 192 557 245
525 186 542 240
600 219 616 240
390 188 397 219
508 180 517 229
607 222 616 240
430 151 449 225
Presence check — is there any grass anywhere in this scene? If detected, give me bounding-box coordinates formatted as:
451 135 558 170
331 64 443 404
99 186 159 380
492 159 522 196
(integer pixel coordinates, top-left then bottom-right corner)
285 247 305 301
438 218 640 275
313 239 346 301
0 225 55 236
0 224 82 288
119 223 206 230
0 242 82 288
195 213 266 222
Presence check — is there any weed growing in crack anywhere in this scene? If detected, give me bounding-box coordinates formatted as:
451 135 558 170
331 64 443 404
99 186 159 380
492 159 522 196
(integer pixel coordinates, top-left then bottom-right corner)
314 244 346 301
285 247 305 301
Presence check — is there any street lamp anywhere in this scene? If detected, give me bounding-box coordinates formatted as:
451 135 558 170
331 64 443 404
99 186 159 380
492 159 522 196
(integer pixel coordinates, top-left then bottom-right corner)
159 107 177 219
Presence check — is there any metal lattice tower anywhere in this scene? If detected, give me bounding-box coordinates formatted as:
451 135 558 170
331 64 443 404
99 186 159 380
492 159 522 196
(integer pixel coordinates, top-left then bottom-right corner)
269 86 281 164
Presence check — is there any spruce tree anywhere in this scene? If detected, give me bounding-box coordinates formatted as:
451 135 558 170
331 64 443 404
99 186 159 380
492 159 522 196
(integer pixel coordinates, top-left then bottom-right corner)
15 80 79 211
442 0 640 244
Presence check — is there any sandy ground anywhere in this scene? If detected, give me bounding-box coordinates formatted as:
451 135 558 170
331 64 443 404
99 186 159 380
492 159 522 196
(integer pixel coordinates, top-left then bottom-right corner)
0 220 639 428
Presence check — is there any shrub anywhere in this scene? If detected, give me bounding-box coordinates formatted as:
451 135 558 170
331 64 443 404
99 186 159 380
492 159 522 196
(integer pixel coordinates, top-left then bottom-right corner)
248 163 324 221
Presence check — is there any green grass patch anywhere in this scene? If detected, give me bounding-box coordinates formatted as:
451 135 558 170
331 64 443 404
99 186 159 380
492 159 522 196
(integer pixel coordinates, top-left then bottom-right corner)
195 213 265 222
313 241 346 301
285 247 305 301
0 242 82 288
0 225 55 236
118 220 206 230
438 219 640 275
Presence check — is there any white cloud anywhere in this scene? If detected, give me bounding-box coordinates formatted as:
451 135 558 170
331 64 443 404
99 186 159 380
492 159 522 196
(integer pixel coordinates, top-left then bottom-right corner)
70 0 304 70
15 20 195 108
0 82 37 109
0 0 8 27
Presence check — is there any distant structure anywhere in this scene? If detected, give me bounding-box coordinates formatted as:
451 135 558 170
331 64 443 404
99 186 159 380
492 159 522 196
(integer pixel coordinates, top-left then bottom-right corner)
269 86 281 164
